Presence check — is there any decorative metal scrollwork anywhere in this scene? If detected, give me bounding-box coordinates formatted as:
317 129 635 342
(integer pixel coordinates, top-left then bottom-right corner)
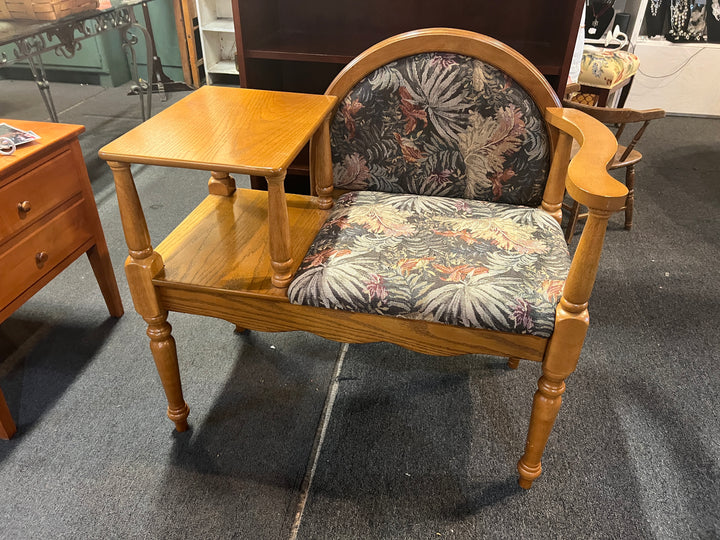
1 2 152 122
49 21 86 58
2 5 137 65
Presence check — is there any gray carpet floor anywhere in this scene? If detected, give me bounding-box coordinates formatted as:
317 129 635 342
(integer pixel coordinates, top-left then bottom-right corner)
0 79 718 539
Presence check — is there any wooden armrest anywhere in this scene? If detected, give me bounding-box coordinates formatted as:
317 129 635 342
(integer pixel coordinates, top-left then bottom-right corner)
546 107 628 212
562 100 666 124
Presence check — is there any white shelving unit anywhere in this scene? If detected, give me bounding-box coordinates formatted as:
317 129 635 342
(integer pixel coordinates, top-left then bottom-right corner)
195 0 238 85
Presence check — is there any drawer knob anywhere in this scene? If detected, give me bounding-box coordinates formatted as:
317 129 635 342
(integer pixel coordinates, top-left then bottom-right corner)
35 251 49 268
18 201 32 214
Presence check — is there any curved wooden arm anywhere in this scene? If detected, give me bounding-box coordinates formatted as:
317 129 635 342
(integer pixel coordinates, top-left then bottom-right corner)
562 100 666 124
545 107 628 212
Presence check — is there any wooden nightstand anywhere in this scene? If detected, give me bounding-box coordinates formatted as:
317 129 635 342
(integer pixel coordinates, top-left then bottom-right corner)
0 119 124 440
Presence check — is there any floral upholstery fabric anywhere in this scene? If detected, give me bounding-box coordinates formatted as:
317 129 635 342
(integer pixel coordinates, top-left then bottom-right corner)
331 53 551 207
579 47 639 89
288 191 571 338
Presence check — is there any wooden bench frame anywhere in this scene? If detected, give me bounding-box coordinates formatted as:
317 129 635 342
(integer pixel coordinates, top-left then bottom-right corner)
100 29 627 489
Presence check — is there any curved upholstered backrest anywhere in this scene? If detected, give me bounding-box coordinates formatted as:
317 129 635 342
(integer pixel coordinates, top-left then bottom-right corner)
311 29 562 207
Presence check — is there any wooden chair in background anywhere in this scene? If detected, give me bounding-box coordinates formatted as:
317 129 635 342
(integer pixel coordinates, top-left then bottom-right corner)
562 100 665 242
101 29 628 489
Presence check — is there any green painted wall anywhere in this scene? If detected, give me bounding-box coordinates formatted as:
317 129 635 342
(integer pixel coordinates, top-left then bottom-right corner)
0 0 183 86
126 0 185 84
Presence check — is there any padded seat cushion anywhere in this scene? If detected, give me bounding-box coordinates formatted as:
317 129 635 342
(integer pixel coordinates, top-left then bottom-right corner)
578 48 639 89
288 191 571 338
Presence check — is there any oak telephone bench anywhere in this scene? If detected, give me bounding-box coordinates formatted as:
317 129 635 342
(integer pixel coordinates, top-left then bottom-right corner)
99 29 626 489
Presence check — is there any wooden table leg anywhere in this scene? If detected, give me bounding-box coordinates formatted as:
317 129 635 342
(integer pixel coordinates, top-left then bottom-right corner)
311 115 334 209
0 388 17 440
208 171 236 196
69 139 124 318
108 161 190 432
86 244 124 318
265 171 294 289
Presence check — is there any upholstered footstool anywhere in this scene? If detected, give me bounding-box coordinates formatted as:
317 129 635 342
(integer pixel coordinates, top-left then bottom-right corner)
575 47 640 107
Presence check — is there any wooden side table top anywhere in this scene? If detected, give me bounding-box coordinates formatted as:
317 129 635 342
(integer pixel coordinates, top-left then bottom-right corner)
1 120 85 179
98 86 338 175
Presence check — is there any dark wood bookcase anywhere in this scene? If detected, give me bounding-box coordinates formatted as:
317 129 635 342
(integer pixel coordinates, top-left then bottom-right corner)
231 0 585 191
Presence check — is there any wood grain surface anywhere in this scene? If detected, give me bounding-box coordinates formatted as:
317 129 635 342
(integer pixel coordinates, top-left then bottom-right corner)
545 107 628 211
153 188 329 297
155 286 549 361
0 119 84 180
99 86 337 175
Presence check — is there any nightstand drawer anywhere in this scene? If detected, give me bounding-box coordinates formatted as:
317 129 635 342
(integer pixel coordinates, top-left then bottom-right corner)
0 200 91 308
0 149 82 241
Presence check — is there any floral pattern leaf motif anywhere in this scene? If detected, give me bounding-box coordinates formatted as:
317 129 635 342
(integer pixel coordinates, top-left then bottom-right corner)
290 253 378 309
541 279 565 302
510 298 535 332
367 64 404 93
393 132 424 163
418 273 523 329
431 263 489 282
397 257 436 276
435 216 547 254
288 191 571 337
339 97 364 140
346 203 416 237
458 105 526 200
380 193 459 214
403 55 471 141
477 218 548 254
329 53 550 206
304 248 353 267
333 152 371 189
398 86 428 135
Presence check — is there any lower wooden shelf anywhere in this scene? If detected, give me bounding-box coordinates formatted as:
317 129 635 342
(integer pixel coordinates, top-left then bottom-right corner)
153 187 329 298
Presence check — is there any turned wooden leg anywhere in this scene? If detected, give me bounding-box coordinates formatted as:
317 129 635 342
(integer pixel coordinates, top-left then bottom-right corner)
208 171 236 196
109 160 191 432
517 369 567 488
507 357 520 369
86 244 124 318
564 200 582 244
310 115 335 209
624 165 635 230
146 313 190 431
0 388 17 440
265 171 294 288
517 208 613 488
